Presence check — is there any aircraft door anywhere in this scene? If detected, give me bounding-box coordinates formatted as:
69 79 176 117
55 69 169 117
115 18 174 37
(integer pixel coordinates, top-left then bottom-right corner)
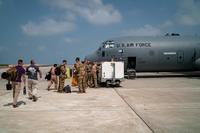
177 51 184 63
127 57 136 69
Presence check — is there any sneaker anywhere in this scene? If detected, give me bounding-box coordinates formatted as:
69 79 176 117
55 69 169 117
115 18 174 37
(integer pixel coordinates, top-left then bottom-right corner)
28 97 33 100
32 96 38 102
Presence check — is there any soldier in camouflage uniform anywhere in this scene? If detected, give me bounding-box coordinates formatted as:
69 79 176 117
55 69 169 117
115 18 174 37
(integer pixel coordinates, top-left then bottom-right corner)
58 65 66 93
87 62 93 88
92 62 98 88
84 60 89 88
75 58 86 93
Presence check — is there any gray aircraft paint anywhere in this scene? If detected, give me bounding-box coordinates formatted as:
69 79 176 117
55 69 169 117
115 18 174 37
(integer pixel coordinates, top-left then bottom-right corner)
85 35 200 72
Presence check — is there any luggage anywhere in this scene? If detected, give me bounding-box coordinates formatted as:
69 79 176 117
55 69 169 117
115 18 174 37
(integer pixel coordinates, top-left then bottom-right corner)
55 66 61 76
45 72 51 81
63 85 71 93
6 83 12 90
7 67 18 81
1 72 9 79
71 75 78 86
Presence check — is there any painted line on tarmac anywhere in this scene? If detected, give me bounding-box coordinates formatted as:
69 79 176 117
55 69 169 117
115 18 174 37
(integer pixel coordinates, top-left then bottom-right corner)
113 88 155 133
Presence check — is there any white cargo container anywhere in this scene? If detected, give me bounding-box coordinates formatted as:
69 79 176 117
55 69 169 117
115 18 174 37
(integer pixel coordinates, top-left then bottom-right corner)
98 61 124 87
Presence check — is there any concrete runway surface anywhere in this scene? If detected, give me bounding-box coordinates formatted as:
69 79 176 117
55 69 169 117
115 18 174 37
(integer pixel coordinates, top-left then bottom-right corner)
0 67 200 133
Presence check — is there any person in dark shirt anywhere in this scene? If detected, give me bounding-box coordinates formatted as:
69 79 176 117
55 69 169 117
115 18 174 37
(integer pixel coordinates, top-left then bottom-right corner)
12 59 26 108
26 59 42 102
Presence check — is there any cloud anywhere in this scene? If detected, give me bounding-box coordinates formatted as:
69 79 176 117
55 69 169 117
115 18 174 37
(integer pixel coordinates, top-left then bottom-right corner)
176 0 200 26
122 25 162 36
37 45 46 51
160 20 174 29
41 0 122 25
64 37 73 43
22 18 76 36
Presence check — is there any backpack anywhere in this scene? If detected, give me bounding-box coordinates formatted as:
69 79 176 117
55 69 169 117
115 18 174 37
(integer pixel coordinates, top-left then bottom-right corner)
63 85 71 93
6 82 12 90
55 66 61 76
6 67 18 81
45 72 51 81
1 72 9 79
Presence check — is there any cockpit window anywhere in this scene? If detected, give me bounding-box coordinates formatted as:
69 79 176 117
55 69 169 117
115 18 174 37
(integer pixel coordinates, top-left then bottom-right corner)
102 40 115 49
105 43 114 48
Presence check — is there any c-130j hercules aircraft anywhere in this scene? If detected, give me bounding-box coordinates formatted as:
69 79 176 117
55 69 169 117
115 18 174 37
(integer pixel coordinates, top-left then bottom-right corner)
85 33 200 72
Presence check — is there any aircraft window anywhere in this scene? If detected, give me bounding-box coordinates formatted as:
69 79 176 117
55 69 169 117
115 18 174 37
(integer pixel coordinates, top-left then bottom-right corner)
130 43 134 47
105 43 115 48
122 43 125 47
105 44 109 48
110 44 115 48
116 43 120 48
127 43 130 47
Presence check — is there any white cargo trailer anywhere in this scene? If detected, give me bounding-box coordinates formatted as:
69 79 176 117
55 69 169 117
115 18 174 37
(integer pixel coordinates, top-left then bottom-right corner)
98 61 124 87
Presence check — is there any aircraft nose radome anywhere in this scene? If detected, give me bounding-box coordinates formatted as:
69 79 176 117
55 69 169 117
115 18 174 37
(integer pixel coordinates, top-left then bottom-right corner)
195 58 200 69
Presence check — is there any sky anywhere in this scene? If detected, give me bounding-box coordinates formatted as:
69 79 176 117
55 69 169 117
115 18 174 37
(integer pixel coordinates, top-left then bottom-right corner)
0 0 200 65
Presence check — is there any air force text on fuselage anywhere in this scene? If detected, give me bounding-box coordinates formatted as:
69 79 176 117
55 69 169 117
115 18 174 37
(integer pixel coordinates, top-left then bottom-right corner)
123 42 151 48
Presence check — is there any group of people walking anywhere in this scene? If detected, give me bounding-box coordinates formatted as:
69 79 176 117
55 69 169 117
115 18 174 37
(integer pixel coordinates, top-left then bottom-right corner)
4 57 99 108
7 59 42 108
47 59 70 93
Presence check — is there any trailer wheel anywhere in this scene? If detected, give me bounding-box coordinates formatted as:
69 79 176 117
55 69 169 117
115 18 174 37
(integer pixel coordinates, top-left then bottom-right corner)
106 81 110 88
115 80 120 87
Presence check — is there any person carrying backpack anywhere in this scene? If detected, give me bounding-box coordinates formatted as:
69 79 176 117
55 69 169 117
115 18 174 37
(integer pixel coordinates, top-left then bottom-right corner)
47 64 58 91
12 59 26 108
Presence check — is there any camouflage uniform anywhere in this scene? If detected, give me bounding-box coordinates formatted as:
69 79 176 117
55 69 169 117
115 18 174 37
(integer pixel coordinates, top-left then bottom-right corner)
92 63 98 88
77 62 86 93
87 63 93 87
84 62 89 88
58 65 66 92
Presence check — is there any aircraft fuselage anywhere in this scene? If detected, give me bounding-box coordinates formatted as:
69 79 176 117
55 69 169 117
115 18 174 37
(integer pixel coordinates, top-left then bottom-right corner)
85 35 200 72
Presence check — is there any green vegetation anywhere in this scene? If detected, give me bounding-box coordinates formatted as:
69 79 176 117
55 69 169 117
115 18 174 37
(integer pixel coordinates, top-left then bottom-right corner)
0 64 9 68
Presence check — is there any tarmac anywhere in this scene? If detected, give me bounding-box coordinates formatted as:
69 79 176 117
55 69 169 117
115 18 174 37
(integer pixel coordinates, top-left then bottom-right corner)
0 67 200 133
